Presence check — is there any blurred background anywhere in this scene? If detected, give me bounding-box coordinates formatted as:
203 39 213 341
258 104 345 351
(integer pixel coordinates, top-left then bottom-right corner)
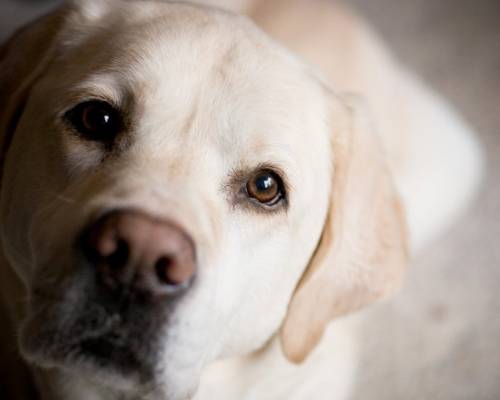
1 0 499 399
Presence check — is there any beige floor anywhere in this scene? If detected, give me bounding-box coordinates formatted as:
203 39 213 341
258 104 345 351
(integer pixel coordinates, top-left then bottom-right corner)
348 1 500 399
1 0 500 399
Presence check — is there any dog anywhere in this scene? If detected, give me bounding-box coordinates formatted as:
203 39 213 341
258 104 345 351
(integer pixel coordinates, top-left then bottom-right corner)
0 0 483 399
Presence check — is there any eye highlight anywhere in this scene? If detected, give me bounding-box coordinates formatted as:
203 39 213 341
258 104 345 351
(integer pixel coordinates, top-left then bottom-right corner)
246 169 285 206
65 101 123 143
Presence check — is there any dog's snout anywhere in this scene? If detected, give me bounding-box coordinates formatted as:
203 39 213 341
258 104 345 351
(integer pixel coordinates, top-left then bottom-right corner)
82 210 196 297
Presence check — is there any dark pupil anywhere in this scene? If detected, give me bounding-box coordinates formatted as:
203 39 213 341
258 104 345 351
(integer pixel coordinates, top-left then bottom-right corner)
86 106 112 130
255 175 274 192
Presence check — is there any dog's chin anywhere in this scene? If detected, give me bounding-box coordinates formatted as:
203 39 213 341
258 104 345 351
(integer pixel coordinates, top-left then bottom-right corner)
18 291 170 393
20 261 178 379
19 322 202 399
19 317 158 391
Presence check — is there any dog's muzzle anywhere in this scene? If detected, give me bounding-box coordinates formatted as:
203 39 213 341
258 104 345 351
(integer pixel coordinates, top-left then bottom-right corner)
20 209 197 380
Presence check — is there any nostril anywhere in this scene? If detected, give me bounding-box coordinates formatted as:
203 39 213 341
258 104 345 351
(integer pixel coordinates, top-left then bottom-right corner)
107 239 129 269
155 256 177 286
81 210 196 297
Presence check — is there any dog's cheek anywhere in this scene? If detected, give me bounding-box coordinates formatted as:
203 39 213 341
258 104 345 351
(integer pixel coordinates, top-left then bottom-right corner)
0 109 76 282
1 136 48 282
150 278 225 399
139 230 256 396
211 160 331 358
189 219 296 358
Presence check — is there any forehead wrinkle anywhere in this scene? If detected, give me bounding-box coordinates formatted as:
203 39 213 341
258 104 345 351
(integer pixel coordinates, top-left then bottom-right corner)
118 24 244 113
181 93 200 138
131 46 250 151
214 41 241 82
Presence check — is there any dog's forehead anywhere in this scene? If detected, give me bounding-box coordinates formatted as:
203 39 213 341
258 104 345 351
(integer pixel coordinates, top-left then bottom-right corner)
75 3 293 86
42 2 332 184
59 3 330 161
96 4 319 115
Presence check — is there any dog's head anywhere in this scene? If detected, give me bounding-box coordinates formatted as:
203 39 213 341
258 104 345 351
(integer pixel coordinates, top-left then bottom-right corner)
0 0 407 398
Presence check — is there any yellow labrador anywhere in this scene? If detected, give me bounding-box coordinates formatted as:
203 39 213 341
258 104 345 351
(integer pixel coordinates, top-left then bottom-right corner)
0 1 482 399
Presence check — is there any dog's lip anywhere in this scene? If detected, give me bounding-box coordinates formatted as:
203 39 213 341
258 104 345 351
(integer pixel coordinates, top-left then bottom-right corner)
25 269 174 380
27 329 156 380
78 336 143 368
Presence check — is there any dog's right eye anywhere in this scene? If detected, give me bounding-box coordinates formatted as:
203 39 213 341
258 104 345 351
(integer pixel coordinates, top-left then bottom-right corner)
65 101 123 143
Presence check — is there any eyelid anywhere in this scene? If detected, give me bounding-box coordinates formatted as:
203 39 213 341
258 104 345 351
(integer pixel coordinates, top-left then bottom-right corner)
60 96 122 119
56 79 125 116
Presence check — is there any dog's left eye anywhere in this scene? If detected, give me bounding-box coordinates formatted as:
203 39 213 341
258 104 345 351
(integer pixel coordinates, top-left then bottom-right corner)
65 101 123 142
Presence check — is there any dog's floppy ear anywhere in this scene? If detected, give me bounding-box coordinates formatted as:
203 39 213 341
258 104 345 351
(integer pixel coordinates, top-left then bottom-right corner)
0 1 114 187
0 8 69 189
281 94 408 363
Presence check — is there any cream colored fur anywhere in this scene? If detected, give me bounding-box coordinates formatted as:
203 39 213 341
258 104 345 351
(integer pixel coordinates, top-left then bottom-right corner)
0 1 482 399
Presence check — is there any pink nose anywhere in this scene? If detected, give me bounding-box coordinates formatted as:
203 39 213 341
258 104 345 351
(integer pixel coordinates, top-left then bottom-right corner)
82 210 196 297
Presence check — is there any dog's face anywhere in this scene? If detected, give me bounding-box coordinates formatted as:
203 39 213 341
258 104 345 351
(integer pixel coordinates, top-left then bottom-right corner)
0 1 407 399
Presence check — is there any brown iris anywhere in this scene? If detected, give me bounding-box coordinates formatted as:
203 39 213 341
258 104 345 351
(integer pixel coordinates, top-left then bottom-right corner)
246 170 283 205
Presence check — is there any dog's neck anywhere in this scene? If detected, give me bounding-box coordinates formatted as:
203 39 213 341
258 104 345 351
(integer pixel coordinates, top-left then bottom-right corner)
195 318 359 400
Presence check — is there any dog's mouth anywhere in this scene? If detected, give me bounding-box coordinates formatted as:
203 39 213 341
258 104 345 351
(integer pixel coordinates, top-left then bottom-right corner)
20 279 174 384
75 329 151 378
22 309 156 381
